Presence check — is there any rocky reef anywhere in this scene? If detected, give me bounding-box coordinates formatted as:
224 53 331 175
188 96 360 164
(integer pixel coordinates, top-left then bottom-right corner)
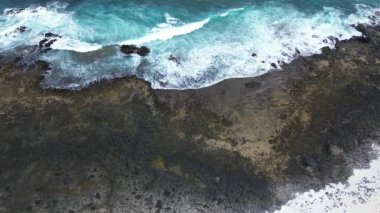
0 25 379 213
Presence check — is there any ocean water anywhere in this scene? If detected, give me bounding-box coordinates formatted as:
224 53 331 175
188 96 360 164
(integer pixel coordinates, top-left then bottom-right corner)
0 0 379 89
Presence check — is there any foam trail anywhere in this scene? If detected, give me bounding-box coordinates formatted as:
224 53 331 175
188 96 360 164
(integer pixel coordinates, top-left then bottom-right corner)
220 7 245 17
120 17 210 45
120 7 247 46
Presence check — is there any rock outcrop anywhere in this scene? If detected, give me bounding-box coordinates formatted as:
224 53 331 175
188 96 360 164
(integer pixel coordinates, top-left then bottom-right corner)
39 32 61 50
120 45 150 56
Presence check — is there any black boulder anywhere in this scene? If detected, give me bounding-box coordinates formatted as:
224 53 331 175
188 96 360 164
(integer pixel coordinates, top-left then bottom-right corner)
136 46 150 56
121 45 150 56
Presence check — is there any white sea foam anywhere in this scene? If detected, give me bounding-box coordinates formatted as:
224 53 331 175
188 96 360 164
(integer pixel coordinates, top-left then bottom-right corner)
144 5 379 89
121 8 247 46
275 145 380 213
50 38 102 53
0 2 102 53
163 13 183 27
220 7 246 17
120 17 210 45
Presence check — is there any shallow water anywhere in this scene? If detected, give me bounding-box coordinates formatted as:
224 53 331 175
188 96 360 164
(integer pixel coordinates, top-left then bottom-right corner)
0 0 379 89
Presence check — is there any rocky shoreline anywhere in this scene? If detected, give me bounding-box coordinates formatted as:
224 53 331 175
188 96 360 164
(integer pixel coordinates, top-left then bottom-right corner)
0 25 379 212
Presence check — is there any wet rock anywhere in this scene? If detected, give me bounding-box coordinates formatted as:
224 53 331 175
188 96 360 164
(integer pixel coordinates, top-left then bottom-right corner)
44 39 57 48
354 24 367 33
121 45 150 56
95 193 101 199
168 55 180 65
301 155 317 169
136 46 150 56
34 60 50 70
39 48 52 54
38 33 61 51
15 26 27 34
368 13 380 25
4 26 28 37
271 63 277 68
45 32 62 38
13 56 22 63
351 36 370 43
39 38 49 49
295 48 301 55
328 36 339 43
120 45 139 55
321 46 331 54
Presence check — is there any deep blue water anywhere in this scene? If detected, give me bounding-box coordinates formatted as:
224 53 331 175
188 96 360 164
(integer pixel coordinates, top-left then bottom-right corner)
0 0 379 89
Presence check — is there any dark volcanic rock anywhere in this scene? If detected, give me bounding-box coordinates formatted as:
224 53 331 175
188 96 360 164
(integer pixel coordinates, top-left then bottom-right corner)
136 46 150 56
39 38 49 49
3 26 28 37
95 192 101 199
295 48 300 55
0 25 379 213
355 24 367 33
34 60 50 70
15 26 27 34
45 32 62 38
351 36 371 43
37 33 61 52
44 39 57 48
121 45 150 56
120 45 139 55
168 54 180 65
321 46 331 54
328 36 339 43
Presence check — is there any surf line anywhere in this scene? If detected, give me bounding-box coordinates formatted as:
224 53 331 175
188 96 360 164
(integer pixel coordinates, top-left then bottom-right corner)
120 7 246 46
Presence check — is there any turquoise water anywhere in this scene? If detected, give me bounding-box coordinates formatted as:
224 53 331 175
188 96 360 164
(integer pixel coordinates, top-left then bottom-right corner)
0 1 379 89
